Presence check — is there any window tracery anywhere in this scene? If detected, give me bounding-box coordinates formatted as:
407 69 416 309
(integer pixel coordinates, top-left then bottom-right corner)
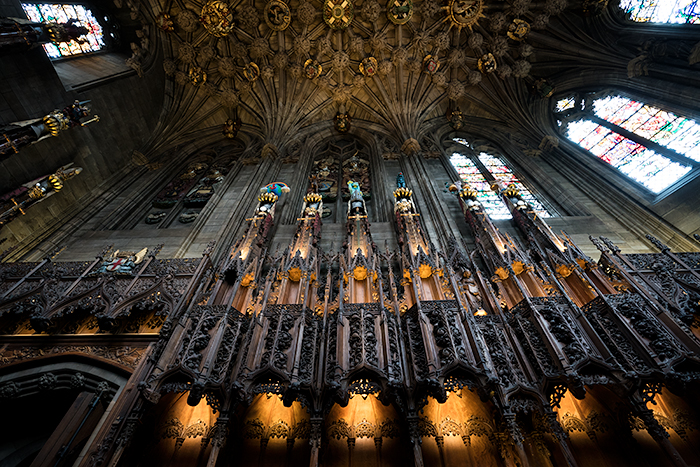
308 139 371 222
21 3 105 58
450 138 551 220
557 93 699 194
619 0 700 24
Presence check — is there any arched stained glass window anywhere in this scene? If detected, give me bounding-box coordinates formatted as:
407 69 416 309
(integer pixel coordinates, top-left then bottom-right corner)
557 93 699 194
619 0 700 23
450 139 551 220
21 3 105 58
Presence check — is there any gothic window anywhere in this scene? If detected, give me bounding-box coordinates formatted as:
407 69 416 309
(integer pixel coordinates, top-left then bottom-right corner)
556 92 699 194
21 3 106 58
308 139 371 222
451 138 551 220
619 0 700 23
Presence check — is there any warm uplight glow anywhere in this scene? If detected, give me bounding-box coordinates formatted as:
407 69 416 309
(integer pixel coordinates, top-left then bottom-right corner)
474 309 488 316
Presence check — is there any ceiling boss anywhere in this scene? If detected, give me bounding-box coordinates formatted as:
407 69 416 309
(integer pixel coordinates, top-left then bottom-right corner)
323 0 354 29
200 0 235 36
387 0 413 24
446 0 485 30
264 0 292 31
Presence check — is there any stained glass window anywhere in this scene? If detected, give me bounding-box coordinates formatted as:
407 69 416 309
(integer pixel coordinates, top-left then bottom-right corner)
478 153 551 218
21 3 105 58
450 142 552 220
560 93 698 194
619 0 700 23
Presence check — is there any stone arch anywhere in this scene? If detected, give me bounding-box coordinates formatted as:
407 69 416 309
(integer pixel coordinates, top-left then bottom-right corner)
0 357 130 467
420 386 502 467
323 392 406 467
218 392 311 467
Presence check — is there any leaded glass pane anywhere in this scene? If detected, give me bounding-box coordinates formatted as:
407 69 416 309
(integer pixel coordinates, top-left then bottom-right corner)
619 0 700 23
477 153 551 218
450 153 512 220
592 95 700 162
21 3 105 58
566 120 692 193
556 97 576 112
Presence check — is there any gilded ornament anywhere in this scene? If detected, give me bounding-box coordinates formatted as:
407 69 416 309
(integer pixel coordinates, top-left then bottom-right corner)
478 53 497 73
423 55 440 74
512 261 526 275
244 62 261 82
241 272 255 287
323 0 354 29
503 183 519 198
27 185 45 199
264 0 292 31
494 267 509 280
419 264 433 278
200 0 235 36
447 0 484 30
359 56 378 76
189 66 207 86
288 267 303 282
507 18 530 41
156 13 174 32
353 265 368 281
334 111 351 132
303 59 323 79
387 0 413 24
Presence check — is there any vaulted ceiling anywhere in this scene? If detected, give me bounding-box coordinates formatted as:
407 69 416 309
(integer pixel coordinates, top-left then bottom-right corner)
139 0 627 158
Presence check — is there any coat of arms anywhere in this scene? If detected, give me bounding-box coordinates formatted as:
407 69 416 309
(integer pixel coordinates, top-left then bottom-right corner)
359 57 378 77
97 248 148 275
304 59 323 79
423 55 440 74
264 0 291 31
387 0 413 24
244 62 260 82
323 0 354 29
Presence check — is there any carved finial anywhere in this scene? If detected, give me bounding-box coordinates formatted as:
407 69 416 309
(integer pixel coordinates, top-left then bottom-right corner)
98 244 114 259
645 234 670 253
599 236 620 254
589 236 608 253
150 244 164 258
48 245 65 260
203 241 216 256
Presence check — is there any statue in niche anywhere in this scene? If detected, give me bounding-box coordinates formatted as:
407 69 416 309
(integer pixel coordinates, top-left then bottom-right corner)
310 155 339 201
1 100 98 161
183 166 226 207
341 151 370 200
152 161 209 208
96 248 148 275
0 164 82 229
179 211 199 223
145 211 166 224
0 16 89 55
